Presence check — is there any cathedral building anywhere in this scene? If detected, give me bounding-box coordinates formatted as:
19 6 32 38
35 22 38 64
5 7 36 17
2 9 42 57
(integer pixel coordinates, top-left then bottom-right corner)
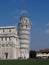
0 16 30 60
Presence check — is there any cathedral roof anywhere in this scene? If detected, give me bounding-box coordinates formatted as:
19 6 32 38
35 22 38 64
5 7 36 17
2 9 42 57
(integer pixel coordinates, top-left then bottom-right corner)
0 26 16 29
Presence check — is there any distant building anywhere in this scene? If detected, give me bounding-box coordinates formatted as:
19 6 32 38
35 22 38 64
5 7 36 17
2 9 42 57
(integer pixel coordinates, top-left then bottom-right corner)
0 16 30 60
36 49 49 59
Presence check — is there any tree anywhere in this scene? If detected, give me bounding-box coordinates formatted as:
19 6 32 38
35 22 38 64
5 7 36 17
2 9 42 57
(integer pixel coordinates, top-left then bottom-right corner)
29 50 36 58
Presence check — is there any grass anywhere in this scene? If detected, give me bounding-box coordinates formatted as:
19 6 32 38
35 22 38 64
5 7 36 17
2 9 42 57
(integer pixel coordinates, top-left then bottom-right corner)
0 59 49 65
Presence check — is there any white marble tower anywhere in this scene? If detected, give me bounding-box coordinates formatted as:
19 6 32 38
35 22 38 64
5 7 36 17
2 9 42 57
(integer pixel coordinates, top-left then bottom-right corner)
18 16 30 59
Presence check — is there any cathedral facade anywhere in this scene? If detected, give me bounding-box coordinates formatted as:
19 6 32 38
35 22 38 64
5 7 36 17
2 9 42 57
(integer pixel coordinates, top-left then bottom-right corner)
0 16 30 60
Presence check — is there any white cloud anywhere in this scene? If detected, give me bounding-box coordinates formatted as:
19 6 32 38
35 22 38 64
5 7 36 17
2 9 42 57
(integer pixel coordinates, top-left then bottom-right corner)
16 9 29 14
15 16 18 19
44 29 49 34
46 23 49 26
20 10 28 14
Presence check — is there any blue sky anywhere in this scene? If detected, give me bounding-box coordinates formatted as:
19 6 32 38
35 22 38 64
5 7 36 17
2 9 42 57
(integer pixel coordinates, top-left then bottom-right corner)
0 0 49 50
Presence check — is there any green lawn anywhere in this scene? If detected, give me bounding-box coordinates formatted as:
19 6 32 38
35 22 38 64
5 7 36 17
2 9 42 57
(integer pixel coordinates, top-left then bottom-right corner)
0 59 49 65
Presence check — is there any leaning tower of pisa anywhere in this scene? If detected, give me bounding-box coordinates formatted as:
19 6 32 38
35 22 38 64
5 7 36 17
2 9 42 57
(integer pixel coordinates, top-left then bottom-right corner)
18 16 30 59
